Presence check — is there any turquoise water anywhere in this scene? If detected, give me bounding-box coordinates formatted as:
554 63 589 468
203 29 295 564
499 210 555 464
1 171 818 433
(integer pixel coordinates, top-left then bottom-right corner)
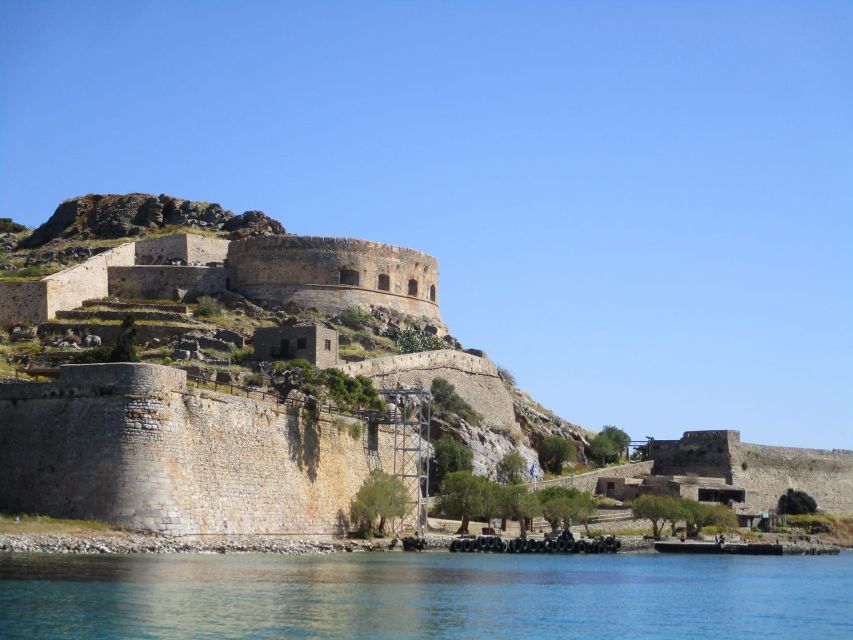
0 551 851 639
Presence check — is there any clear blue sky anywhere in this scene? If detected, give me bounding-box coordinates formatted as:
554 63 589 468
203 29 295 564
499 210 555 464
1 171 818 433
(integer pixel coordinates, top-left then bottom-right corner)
1 1 851 448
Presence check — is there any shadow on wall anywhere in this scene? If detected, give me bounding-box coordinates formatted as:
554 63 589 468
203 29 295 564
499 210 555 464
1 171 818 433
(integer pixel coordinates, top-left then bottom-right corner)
286 407 321 482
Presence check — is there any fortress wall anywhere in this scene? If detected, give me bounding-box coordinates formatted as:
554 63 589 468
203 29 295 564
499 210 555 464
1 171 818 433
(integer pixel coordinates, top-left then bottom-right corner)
227 236 441 322
185 235 230 264
43 243 137 319
108 265 227 300
135 235 187 264
649 430 737 480
136 235 230 265
0 363 395 537
730 441 853 514
339 351 515 429
0 280 48 326
649 430 853 513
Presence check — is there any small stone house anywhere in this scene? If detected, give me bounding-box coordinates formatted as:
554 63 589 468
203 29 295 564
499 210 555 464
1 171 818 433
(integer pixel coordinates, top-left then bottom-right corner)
253 325 339 368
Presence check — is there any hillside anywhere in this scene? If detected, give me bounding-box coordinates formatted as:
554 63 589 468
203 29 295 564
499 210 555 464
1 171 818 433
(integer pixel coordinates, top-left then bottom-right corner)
1 193 593 480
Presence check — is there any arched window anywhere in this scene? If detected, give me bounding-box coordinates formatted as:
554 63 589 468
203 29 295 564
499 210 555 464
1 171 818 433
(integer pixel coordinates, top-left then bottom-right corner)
377 274 390 291
339 269 359 286
429 285 436 302
408 279 418 297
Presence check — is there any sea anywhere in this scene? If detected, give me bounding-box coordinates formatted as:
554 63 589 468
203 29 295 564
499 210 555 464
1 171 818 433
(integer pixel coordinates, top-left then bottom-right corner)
0 551 851 639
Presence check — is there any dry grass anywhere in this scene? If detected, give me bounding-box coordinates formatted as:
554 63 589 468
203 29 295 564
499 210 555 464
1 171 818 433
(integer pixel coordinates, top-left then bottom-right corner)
0 514 123 535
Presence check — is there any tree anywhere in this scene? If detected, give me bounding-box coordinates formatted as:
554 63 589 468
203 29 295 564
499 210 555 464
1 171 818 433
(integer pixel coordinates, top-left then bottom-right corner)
680 499 738 537
350 470 409 538
538 436 577 475
588 426 630 467
498 484 540 539
437 471 486 534
431 378 481 425
778 488 817 515
537 486 594 532
589 433 619 466
632 495 682 538
497 451 526 484
479 480 503 530
431 437 473 491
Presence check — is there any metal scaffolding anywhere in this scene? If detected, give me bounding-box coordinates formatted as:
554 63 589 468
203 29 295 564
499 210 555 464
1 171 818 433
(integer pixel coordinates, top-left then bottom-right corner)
381 386 431 534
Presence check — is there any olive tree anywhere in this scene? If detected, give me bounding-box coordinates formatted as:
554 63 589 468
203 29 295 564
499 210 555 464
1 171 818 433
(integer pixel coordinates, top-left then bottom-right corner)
497 451 527 484
499 485 540 539
437 471 486 534
538 436 577 475
631 495 683 538
680 498 738 537
350 470 409 538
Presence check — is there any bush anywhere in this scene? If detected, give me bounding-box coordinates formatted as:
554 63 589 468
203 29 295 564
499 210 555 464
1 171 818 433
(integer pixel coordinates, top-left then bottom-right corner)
538 436 577 475
194 296 224 318
431 437 473 491
0 218 26 233
496 366 517 388
778 488 817 515
384 327 447 354
339 306 374 329
496 451 527 485
72 315 139 363
430 378 481 425
350 470 409 537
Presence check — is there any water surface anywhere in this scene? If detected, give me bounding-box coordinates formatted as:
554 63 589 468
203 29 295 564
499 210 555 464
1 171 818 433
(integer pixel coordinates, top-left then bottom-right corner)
0 551 851 639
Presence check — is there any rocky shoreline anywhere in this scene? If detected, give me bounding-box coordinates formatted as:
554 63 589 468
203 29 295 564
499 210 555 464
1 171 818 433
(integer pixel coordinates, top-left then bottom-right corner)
0 533 455 555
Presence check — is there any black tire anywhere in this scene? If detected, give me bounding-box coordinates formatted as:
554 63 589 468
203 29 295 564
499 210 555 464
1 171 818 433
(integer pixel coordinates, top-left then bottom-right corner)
557 538 567 552
577 540 588 553
614 540 622 551
450 540 459 552
463 539 472 552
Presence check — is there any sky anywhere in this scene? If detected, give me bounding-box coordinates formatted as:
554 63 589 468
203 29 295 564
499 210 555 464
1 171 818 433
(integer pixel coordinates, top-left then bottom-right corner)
1 1 850 449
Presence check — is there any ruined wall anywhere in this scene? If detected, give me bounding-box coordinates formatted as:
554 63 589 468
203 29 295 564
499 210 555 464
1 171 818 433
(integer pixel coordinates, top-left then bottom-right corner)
254 325 339 368
108 266 227 300
0 363 395 537
185 235 229 264
339 351 514 428
0 280 48 326
227 236 442 322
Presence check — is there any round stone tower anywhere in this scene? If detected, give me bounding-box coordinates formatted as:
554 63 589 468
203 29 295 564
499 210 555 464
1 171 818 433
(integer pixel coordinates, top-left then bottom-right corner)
226 236 442 323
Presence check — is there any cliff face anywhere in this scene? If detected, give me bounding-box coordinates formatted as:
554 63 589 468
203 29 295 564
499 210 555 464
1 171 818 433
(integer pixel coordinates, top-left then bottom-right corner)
19 194 285 248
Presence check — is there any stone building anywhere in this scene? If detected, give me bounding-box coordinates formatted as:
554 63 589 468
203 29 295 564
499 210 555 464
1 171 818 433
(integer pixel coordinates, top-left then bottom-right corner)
253 325 339 368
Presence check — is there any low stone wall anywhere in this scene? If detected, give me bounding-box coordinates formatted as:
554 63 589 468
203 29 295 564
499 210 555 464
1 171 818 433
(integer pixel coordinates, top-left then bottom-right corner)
528 461 655 494
108 265 227 300
0 363 396 537
339 351 514 429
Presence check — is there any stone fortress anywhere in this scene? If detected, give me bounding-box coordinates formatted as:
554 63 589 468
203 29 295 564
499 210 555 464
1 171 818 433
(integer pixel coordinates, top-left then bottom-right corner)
0 232 443 329
2 220 853 537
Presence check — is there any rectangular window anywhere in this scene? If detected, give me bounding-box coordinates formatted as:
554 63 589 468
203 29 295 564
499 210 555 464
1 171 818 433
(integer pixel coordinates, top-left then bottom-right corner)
324 339 332 351
297 338 307 350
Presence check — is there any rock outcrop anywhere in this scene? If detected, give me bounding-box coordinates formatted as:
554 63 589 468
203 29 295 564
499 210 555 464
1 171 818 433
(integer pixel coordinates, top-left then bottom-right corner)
19 194 286 248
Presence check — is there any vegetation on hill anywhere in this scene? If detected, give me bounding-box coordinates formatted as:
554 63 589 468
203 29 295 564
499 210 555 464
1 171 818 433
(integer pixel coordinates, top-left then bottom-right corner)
589 426 630 466
778 488 818 515
538 435 577 474
0 218 27 233
430 377 481 425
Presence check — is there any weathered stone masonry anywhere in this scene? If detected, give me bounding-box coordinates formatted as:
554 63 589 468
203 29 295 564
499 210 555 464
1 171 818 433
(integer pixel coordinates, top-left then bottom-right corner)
0 364 395 537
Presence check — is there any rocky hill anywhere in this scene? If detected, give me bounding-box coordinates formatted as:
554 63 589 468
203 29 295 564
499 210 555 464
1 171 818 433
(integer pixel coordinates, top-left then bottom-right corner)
19 193 286 248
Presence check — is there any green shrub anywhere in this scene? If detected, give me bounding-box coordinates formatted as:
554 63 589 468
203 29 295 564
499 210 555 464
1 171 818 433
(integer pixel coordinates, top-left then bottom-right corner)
350 470 409 537
232 347 253 364
679 498 738 536
339 305 374 329
431 436 473 490
778 488 818 515
431 377 481 425
787 514 835 534
496 366 517 388
384 327 447 354
538 435 577 474
0 218 26 233
194 296 223 318
496 451 527 485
